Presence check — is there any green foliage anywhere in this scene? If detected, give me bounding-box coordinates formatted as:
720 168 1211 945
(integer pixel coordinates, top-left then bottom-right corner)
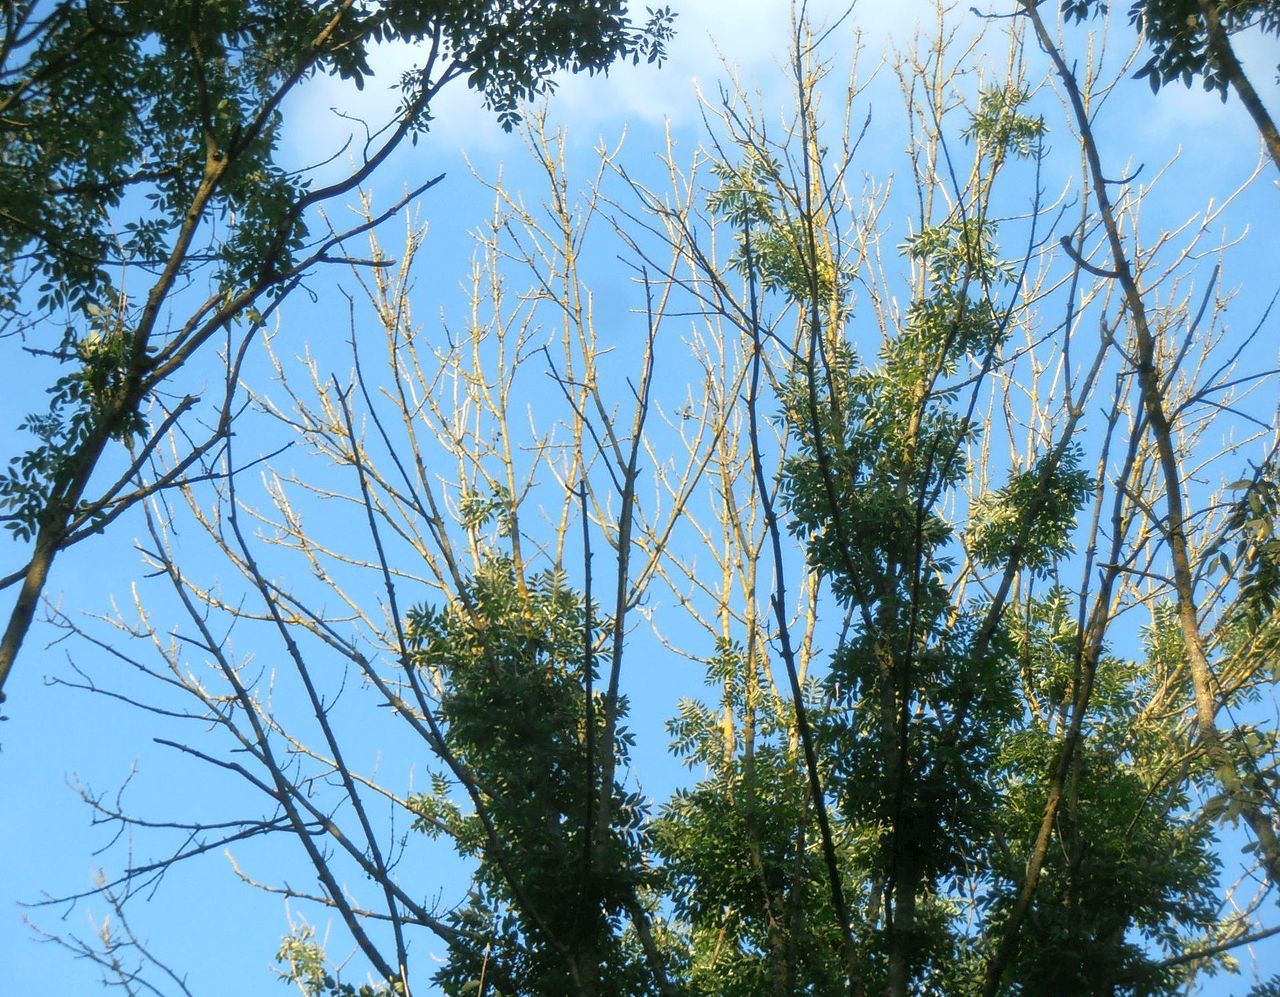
989 596 1223 995
1062 0 1110 20
1250 975 1280 997
0 0 675 564
968 444 1094 577
1 0 676 306
905 219 1018 288
1201 468 1280 723
706 152 781 227
5 0 308 308
276 925 402 997
459 486 515 538
0 313 149 540
1225 470 1280 626
962 85 1047 159
746 180 1046 985
655 641 850 993
780 218 1021 603
276 926 330 996
406 559 656 995
1129 0 1280 95
708 153 850 305
394 2 678 131
897 218 1017 381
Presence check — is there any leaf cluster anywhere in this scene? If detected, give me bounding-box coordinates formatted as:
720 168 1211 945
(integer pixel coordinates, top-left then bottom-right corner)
990 597 1222 995
275 925 403 997
708 153 850 305
961 85 1047 160
968 444 1094 578
406 559 654 995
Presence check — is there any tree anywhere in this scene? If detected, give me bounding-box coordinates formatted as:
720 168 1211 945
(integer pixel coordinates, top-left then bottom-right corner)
0 0 675 706
22 4 1280 995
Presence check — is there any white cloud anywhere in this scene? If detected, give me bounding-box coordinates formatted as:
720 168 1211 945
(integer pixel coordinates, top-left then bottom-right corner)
548 0 940 133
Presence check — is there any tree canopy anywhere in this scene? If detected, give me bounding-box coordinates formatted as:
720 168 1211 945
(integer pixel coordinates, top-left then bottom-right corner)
7 2 1280 996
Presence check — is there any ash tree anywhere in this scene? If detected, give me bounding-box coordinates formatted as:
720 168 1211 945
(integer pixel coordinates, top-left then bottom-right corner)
23 4 1280 996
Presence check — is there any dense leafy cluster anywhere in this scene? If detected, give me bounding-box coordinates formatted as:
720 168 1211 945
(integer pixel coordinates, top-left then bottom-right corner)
3 0 313 309
708 153 850 305
655 642 849 994
969 445 1094 576
961 85 1047 160
992 595 1222 994
406 561 656 996
1225 468 1280 627
1 0 676 307
1128 0 1279 94
387 1 677 130
774 209 1024 989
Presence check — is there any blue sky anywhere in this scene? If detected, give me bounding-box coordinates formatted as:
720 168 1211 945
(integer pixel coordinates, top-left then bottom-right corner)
3 1 1280 993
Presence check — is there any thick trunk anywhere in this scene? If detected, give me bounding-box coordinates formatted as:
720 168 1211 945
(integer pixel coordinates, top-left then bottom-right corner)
884 854 919 997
